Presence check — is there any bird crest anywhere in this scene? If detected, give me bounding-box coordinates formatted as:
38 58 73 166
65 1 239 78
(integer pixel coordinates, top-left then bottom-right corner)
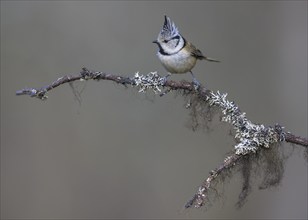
160 15 179 39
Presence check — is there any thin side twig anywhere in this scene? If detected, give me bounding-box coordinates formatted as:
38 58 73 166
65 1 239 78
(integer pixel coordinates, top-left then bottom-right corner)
185 152 242 208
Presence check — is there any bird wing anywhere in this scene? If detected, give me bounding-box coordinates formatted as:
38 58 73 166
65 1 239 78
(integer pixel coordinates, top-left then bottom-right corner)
189 43 205 60
190 42 220 62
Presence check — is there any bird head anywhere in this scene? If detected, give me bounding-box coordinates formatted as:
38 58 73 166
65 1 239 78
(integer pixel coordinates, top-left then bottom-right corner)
153 16 185 55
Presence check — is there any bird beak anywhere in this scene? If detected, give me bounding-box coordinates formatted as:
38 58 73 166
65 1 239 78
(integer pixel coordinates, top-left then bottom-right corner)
152 40 158 44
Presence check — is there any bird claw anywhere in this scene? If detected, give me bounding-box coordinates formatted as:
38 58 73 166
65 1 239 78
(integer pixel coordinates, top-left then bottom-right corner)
192 78 201 90
161 73 171 85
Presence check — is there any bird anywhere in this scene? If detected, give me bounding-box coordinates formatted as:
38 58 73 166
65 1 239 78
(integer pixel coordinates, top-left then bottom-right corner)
152 15 220 86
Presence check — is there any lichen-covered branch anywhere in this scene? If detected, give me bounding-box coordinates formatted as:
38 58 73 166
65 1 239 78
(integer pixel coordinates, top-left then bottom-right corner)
16 67 308 209
184 152 242 208
16 67 307 148
16 67 195 99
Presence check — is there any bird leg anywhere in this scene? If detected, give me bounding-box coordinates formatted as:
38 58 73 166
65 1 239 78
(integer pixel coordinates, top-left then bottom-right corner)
190 71 201 89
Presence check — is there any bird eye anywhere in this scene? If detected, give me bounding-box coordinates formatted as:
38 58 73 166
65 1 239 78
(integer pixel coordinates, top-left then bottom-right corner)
163 40 168 43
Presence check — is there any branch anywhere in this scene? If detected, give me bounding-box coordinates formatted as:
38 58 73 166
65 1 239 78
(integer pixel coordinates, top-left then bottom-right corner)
184 152 242 208
285 132 308 146
16 67 195 99
16 67 308 209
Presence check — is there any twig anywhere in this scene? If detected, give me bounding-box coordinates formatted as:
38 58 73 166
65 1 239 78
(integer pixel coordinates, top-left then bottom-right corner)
285 133 308 146
184 152 242 208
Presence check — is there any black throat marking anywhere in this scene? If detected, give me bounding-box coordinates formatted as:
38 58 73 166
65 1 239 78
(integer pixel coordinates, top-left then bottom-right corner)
158 37 187 56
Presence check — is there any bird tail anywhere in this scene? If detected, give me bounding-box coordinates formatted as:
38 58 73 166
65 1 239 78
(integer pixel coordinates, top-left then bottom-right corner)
203 56 220 62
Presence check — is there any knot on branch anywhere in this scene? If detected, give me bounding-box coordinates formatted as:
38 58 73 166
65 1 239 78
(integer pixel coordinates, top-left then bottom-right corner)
80 67 105 80
275 124 286 141
35 88 48 100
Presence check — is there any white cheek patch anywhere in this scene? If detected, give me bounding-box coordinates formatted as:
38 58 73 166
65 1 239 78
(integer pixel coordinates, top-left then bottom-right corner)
161 37 184 55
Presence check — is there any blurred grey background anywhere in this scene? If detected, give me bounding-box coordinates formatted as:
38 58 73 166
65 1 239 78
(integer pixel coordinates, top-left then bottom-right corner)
1 1 307 219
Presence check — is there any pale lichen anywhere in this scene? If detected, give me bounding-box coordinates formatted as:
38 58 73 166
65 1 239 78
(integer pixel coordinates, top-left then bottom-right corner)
208 91 283 155
131 72 164 94
131 73 284 155
25 88 48 100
